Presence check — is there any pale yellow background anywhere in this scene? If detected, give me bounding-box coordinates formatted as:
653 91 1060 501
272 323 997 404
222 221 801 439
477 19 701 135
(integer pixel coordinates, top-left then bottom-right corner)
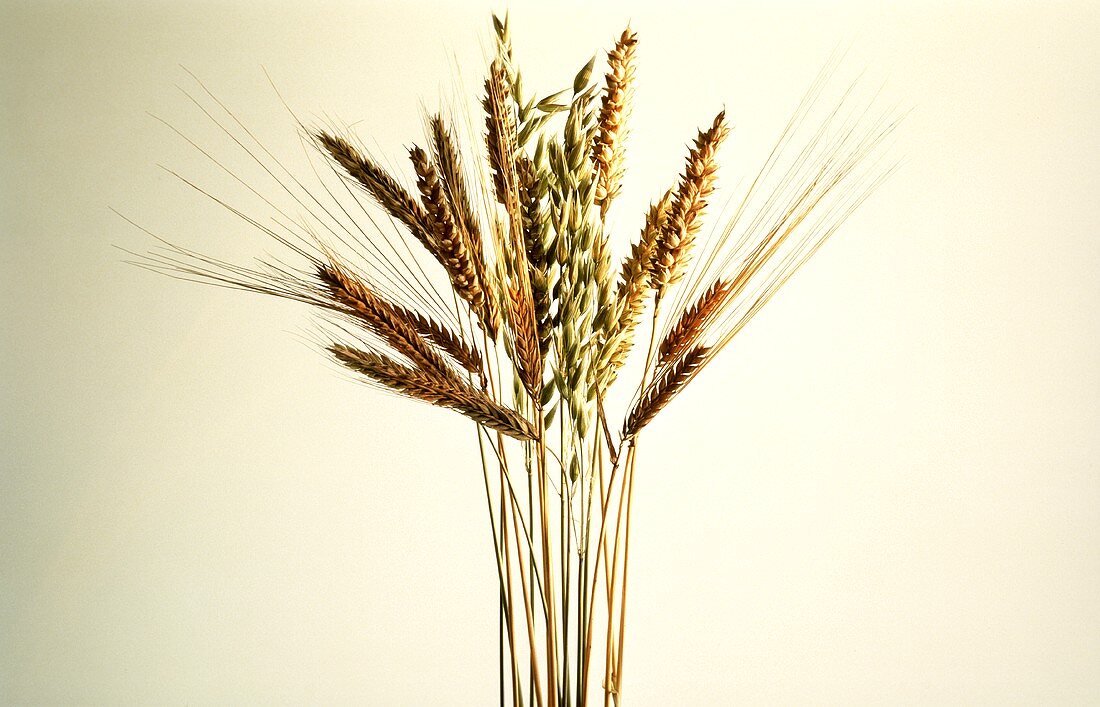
2 0 1098 704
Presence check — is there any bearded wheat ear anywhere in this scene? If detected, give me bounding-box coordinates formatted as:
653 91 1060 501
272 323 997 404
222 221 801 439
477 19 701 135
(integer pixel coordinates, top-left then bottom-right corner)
516 155 552 359
392 302 484 377
315 132 437 256
315 261 463 383
330 344 534 440
604 190 672 380
484 59 521 217
623 345 709 437
409 145 484 310
484 55 542 400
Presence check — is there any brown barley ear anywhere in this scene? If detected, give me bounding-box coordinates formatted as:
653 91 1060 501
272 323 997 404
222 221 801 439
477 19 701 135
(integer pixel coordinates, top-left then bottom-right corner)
658 278 734 368
624 344 709 437
331 344 535 440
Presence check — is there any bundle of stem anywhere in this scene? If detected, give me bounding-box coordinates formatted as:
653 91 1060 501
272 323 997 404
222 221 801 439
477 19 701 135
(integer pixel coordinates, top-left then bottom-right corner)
135 14 896 706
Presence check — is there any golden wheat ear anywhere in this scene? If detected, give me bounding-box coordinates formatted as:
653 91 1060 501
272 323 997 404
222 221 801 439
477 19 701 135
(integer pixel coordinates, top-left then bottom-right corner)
650 111 730 297
603 191 673 383
483 59 520 215
330 344 535 441
409 145 485 310
593 27 638 219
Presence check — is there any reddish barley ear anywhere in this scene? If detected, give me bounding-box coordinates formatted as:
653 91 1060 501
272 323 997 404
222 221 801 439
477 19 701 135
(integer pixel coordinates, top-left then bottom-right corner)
658 279 734 369
624 345 710 437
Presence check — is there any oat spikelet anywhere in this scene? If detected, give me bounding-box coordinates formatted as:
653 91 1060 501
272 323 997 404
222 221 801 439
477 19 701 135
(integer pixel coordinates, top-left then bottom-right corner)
409 145 484 309
650 111 730 295
624 345 709 437
331 345 535 440
593 27 638 218
316 263 458 381
315 132 436 255
658 279 734 368
483 59 520 213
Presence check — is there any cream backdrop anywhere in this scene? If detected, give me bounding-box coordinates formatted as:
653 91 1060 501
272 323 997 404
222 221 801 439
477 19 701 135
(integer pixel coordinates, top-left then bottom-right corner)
2 0 1098 704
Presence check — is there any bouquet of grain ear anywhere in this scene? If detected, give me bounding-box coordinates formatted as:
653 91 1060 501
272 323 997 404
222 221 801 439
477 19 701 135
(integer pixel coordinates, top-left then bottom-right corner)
139 13 894 707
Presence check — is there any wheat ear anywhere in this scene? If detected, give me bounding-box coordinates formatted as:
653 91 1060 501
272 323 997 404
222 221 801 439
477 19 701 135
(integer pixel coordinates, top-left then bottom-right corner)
315 132 437 256
605 191 672 378
484 59 520 215
593 27 638 218
391 302 484 377
517 155 552 358
316 263 460 382
508 282 543 399
428 114 501 339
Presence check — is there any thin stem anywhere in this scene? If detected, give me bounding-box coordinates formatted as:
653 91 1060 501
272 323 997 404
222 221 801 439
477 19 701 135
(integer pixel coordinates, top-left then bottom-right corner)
613 447 637 705
537 409 559 707
508 487 547 707
476 425 514 703
528 428 536 705
606 298 662 705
